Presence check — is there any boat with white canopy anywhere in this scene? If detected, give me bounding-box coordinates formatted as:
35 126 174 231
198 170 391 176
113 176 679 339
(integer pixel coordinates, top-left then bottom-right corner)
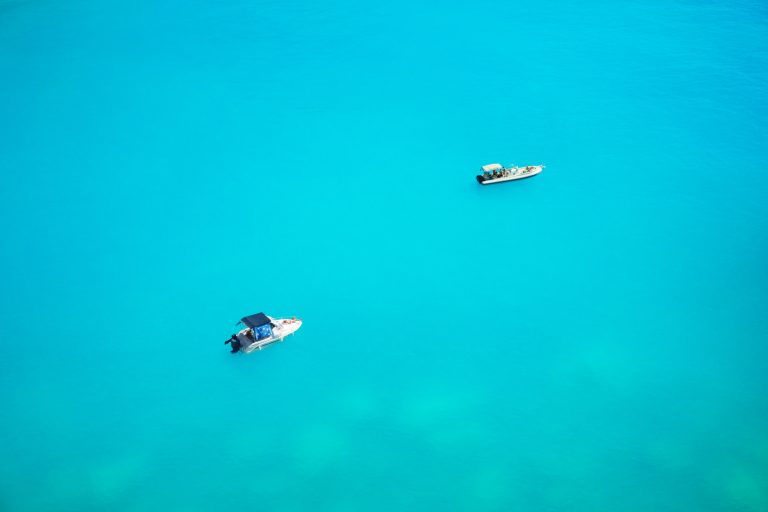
476 163 544 185
225 312 302 354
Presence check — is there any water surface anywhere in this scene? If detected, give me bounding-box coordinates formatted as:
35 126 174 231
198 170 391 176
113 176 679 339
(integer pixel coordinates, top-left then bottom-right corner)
1 0 767 510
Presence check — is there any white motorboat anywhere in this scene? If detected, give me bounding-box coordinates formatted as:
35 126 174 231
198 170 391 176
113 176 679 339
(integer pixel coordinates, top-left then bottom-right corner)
225 312 303 354
476 163 544 185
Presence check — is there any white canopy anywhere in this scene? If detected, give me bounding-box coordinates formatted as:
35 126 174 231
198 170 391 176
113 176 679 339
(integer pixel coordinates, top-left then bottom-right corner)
482 163 503 172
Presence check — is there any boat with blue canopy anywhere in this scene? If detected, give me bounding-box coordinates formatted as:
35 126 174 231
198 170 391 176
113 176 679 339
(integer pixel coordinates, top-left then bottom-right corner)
225 312 302 353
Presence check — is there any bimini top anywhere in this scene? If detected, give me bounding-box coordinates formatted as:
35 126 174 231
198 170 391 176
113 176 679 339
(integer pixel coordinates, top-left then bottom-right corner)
482 163 503 172
241 312 271 329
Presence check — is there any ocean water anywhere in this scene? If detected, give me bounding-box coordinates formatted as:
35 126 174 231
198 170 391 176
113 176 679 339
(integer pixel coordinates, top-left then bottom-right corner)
1 0 767 510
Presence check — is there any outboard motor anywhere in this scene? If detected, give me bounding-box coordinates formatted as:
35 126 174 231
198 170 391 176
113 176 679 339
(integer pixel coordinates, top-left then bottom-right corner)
225 334 241 354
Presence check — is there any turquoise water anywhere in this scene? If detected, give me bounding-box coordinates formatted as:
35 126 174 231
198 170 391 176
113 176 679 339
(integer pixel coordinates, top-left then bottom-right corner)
1 0 768 510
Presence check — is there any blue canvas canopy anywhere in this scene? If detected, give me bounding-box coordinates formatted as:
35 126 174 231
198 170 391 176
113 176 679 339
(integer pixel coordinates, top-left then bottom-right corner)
255 323 273 340
241 313 271 329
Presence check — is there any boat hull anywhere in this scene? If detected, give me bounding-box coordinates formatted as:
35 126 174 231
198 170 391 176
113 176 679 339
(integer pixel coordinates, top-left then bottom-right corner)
239 317 303 353
476 166 543 185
